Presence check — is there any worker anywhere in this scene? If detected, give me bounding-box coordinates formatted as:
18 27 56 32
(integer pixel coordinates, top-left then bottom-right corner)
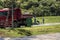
42 17 44 24
37 20 40 24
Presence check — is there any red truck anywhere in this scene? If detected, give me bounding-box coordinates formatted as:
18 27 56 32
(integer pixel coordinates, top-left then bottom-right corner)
0 8 32 28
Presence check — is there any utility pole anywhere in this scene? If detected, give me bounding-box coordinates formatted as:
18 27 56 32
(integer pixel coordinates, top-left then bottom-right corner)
11 0 14 28
11 0 17 28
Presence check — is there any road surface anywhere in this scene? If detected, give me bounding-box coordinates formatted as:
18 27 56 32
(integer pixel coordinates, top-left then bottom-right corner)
0 33 59 40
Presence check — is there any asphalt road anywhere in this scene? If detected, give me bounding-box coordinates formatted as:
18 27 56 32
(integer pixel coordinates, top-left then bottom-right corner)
1 33 60 40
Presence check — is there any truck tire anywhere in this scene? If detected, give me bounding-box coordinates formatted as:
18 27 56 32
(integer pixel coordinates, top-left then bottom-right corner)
13 22 17 28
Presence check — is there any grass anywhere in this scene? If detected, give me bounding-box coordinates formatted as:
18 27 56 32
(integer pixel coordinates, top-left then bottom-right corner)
0 29 21 37
0 25 60 37
0 16 60 37
32 16 60 23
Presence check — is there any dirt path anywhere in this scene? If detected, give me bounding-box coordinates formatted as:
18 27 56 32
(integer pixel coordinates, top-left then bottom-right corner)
32 23 60 26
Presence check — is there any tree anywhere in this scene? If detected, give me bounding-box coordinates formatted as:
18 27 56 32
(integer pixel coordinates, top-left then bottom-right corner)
0 0 3 8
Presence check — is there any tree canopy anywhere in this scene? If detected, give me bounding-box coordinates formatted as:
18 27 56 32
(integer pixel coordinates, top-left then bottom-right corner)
0 0 60 16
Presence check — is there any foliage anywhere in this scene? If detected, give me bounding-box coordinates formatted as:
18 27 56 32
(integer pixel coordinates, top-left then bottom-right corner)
0 0 3 9
0 0 60 16
35 16 60 23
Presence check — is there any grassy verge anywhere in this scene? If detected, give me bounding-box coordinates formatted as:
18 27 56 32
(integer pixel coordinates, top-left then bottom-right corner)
32 16 60 23
0 25 60 37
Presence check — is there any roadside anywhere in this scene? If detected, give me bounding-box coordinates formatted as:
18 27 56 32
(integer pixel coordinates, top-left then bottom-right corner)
0 23 60 39
32 23 60 26
3 33 60 40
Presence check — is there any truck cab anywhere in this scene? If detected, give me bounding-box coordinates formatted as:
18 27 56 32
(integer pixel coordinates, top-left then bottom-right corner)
0 8 32 28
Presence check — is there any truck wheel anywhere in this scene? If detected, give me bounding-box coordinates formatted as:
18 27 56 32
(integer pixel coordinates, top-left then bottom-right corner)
13 22 17 28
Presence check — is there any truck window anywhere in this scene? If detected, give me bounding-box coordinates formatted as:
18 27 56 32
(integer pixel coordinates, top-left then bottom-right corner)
0 11 8 16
